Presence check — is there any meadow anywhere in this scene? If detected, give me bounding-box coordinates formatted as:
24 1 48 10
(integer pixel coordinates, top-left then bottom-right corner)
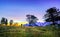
0 26 60 37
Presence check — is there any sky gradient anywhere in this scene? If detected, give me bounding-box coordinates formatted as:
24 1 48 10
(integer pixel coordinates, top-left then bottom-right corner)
0 0 60 22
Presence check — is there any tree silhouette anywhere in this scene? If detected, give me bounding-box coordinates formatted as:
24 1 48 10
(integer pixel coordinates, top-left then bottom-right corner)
5 19 8 26
26 14 38 26
44 7 58 26
1 17 8 26
1 17 6 25
55 11 60 28
10 20 13 26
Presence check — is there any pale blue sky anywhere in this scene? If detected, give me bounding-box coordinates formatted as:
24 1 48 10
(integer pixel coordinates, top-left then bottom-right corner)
0 0 60 22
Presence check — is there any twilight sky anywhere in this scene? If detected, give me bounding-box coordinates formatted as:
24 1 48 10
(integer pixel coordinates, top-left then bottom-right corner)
0 0 60 22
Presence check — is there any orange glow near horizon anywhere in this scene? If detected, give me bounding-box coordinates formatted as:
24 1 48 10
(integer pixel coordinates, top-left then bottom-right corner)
7 21 28 26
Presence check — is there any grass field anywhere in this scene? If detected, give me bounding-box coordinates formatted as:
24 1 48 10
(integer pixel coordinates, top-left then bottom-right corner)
0 26 60 37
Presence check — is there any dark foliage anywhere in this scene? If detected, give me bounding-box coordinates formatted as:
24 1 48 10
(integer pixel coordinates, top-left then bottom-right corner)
26 14 38 26
10 20 13 26
44 7 60 28
1 17 8 25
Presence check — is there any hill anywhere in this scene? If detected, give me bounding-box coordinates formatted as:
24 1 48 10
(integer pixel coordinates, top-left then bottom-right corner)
24 22 52 26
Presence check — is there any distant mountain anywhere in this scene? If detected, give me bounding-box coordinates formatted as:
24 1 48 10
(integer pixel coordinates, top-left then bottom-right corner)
24 22 52 27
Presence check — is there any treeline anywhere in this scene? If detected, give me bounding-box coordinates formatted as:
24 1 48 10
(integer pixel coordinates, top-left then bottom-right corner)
26 7 60 29
0 17 13 26
0 7 60 28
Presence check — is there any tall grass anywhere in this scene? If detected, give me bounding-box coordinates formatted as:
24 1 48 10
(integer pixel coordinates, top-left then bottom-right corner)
0 26 60 37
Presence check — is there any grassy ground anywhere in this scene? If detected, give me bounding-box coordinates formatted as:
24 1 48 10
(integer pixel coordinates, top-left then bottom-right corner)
0 26 60 37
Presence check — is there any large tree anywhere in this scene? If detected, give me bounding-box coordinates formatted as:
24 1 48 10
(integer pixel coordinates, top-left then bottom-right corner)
26 14 38 26
44 7 58 26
